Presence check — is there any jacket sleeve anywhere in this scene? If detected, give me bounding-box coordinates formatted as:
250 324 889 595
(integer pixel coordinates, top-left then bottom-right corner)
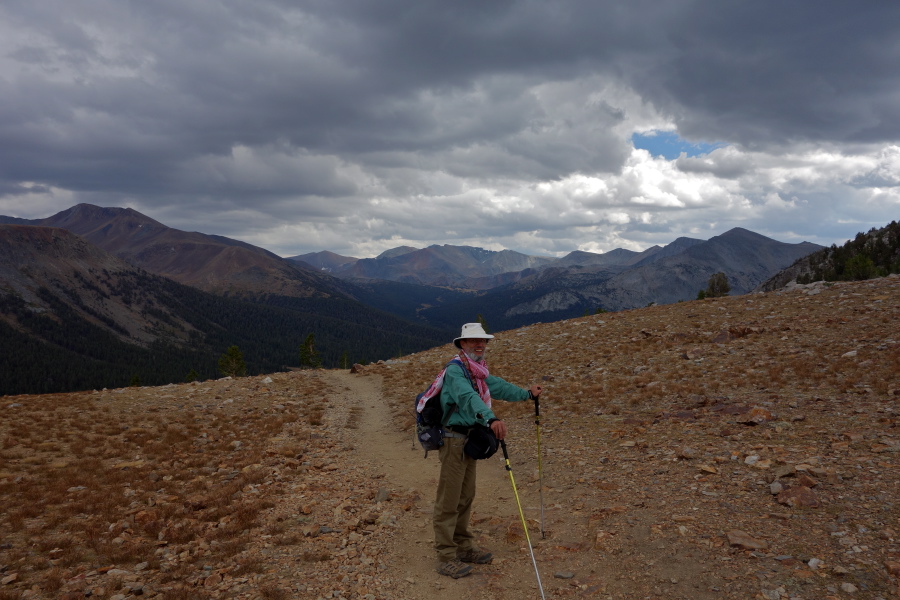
441 364 530 427
486 375 530 403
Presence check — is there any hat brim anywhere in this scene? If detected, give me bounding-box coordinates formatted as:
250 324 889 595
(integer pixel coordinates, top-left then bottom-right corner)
454 334 494 348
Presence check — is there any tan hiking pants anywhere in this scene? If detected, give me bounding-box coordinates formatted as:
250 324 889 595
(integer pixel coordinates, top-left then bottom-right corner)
433 436 477 561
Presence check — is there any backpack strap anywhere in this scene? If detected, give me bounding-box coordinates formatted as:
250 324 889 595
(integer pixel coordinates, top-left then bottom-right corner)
446 358 477 391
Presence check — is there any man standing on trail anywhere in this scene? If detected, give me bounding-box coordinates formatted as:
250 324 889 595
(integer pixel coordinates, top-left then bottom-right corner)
431 322 543 579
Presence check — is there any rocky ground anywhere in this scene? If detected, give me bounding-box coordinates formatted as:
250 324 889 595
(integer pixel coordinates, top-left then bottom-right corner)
1 275 898 600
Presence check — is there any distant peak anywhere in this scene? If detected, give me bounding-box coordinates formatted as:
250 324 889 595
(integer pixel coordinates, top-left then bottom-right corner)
60 203 122 217
716 227 773 242
376 246 419 259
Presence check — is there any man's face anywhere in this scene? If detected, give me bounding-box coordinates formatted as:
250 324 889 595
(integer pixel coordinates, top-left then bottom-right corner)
459 338 488 361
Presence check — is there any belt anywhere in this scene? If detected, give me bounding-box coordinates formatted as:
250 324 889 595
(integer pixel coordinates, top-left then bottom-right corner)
448 425 472 435
443 431 467 440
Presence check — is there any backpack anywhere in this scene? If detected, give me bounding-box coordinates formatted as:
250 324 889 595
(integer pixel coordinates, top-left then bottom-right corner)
414 360 473 457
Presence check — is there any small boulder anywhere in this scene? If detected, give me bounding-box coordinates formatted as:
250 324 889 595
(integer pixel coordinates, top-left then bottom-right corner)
739 406 774 425
727 530 768 550
776 486 820 508
677 447 698 460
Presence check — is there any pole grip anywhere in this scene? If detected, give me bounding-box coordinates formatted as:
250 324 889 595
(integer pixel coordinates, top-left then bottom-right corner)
500 439 510 461
533 394 540 419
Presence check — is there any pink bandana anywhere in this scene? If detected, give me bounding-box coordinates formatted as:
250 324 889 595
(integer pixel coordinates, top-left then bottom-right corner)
415 353 492 413
457 351 492 408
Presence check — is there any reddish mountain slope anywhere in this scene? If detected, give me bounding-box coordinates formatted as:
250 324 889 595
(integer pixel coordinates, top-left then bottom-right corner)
38 204 348 298
0 225 188 344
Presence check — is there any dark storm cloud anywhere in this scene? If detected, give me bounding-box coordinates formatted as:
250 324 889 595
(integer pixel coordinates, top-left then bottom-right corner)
0 0 897 256
635 2 900 146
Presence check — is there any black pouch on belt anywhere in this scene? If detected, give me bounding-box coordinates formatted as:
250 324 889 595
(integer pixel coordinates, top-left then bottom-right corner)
464 424 499 460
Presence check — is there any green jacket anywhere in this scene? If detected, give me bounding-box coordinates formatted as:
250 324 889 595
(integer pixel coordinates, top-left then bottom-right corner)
440 361 529 428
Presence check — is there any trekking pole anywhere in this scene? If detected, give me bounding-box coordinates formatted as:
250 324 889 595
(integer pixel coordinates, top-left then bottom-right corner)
533 394 546 539
500 440 546 600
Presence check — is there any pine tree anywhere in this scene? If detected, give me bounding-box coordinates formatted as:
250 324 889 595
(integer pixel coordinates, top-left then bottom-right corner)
705 272 731 298
844 254 876 280
299 333 322 369
218 345 247 377
476 314 490 333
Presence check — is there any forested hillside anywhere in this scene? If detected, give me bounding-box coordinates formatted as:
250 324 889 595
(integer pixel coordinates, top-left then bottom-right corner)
0 226 450 396
0 271 449 395
757 220 900 291
799 220 900 282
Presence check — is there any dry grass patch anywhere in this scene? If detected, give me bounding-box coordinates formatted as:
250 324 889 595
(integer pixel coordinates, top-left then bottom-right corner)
260 583 289 600
231 556 266 576
0 374 327 596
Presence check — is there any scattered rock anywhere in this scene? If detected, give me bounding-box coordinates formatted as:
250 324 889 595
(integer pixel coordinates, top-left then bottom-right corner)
727 530 768 550
738 406 775 425
677 447 698 460
554 572 575 579
134 510 158 525
712 331 734 344
796 473 818 488
123 581 144 594
105 569 131 577
774 465 796 478
776 486 820 508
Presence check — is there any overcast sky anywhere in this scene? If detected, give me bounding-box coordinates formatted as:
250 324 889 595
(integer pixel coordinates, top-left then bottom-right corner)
1 1 898 258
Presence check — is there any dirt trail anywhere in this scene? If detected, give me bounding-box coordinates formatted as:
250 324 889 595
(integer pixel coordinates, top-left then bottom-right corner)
321 370 554 600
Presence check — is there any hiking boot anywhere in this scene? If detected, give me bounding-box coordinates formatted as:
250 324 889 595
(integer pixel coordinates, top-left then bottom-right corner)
457 548 493 564
436 558 473 579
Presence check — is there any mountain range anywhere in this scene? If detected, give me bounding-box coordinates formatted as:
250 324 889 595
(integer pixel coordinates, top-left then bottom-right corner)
291 237 709 290
294 227 821 331
1 203 824 394
4 203 345 299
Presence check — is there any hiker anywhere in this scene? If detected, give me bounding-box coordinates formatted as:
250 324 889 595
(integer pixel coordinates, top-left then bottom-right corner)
433 322 543 579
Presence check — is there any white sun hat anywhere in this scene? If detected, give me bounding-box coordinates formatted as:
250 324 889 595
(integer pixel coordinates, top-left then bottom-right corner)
453 322 495 348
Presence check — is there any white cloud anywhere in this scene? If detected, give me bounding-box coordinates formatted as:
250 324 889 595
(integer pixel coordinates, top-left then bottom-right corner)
0 1 898 260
